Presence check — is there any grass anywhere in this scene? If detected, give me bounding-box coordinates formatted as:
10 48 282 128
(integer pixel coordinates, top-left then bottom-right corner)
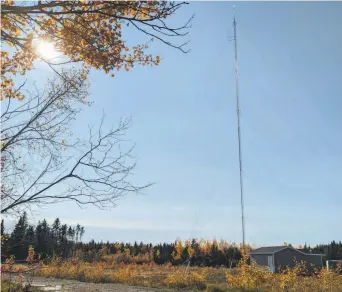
2 255 342 292
1 279 41 292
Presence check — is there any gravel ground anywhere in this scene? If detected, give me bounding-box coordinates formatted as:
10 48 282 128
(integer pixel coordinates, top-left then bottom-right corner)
20 277 176 292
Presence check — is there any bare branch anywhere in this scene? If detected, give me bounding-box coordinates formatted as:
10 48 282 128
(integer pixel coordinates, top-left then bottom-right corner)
1 69 149 214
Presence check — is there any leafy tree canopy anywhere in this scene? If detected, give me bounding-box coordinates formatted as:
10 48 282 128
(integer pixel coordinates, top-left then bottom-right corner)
1 0 192 100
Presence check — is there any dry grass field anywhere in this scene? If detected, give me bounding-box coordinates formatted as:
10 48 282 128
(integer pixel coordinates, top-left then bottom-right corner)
2 252 342 292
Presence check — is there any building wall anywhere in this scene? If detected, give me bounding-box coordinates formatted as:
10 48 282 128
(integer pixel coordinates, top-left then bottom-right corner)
250 248 323 273
304 254 323 267
274 248 322 273
274 248 305 272
250 254 270 266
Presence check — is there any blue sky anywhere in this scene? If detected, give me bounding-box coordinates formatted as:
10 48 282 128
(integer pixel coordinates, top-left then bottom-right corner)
5 2 342 246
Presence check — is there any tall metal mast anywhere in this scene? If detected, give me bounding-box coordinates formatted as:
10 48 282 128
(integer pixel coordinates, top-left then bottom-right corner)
233 8 246 247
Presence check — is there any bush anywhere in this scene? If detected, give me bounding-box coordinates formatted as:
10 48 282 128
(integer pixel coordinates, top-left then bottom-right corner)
109 266 137 284
164 269 208 290
206 284 226 292
1 280 39 292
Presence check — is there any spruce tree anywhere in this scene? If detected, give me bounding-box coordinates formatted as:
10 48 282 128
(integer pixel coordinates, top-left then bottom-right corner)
9 212 28 260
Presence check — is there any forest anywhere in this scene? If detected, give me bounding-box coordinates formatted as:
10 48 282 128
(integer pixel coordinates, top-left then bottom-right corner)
2 213 341 267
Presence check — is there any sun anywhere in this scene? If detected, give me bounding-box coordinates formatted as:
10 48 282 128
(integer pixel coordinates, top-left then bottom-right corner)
36 40 58 59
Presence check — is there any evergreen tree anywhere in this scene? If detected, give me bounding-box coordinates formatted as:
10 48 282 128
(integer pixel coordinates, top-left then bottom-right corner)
1 219 4 236
67 226 75 242
25 225 36 248
75 224 81 243
1 219 9 261
80 226 85 242
133 241 139 256
9 212 28 260
60 224 68 257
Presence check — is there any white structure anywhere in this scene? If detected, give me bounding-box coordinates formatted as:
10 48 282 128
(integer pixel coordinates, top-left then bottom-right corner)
326 260 342 272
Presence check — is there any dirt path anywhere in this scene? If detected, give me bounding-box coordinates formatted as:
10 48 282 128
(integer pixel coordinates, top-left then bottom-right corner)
21 277 176 292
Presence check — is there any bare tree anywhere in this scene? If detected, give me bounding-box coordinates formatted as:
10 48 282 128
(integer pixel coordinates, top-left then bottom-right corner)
1 69 149 215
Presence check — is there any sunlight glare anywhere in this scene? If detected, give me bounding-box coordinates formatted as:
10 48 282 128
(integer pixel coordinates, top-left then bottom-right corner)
37 40 58 59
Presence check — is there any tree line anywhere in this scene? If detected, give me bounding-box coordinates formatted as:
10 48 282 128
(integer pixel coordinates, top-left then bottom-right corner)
1 213 84 262
2 214 341 267
75 239 242 267
0 214 242 267
302 242 342 262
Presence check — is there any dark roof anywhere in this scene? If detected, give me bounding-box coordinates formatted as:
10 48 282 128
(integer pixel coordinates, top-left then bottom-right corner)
249 246 324 256
249 246 286 254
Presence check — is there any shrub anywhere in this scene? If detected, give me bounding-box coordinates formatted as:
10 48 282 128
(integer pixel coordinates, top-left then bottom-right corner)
164 268 208 290
206 284 226 292
109 265 137 284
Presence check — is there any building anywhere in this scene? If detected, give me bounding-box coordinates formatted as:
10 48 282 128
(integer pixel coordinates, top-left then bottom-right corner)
249 246 324 273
